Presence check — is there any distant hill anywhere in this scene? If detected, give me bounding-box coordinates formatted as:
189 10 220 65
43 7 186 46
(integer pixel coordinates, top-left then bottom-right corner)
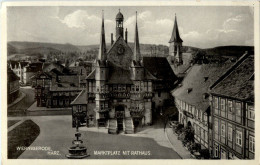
7 41 253 63
8 41 80 55
201 46 254 57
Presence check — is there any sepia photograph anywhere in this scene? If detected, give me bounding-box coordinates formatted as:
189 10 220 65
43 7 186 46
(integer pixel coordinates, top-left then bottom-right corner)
2 1 258 163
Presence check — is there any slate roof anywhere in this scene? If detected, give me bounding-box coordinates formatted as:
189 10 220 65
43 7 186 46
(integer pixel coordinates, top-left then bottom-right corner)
169 53 193 77
9 61 19 68
86 69 96 80
50 85 83 92
169 16 183 43
116 11 124 20
25 62 43 72
172 63 231 112
20 62 29 68
143 57 177 82
210 54 254 102
7 67 20 82
107 63 133 84
71 90 88 105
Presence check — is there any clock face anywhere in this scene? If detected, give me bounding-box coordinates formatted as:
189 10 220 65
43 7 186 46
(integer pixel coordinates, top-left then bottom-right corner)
117 45 125 55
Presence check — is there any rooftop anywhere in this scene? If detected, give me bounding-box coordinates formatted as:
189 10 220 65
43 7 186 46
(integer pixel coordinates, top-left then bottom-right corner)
71 89 88 105
172 63 231 112
210 54 254 102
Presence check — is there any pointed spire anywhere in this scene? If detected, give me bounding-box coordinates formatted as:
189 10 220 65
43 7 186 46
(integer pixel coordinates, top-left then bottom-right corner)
98 10 106 61
133 11 141 62
169 14 183 43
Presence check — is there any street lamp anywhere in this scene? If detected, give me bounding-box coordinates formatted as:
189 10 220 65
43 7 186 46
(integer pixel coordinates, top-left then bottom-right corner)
66 113 89 159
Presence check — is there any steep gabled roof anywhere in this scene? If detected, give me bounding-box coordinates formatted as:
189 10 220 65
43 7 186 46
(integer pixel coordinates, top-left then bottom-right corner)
71 90 88 105
143 57 177 81
169 15 183 43
107 63 133 84
85 69 96 80
172 63 231 112
210 54 254 102
7 67 20 81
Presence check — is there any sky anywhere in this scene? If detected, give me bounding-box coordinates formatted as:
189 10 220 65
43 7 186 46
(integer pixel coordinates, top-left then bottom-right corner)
7 6 254 48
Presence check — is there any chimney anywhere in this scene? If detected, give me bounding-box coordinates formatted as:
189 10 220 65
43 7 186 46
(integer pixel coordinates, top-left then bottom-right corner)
125 28 128 43
111 33 114 45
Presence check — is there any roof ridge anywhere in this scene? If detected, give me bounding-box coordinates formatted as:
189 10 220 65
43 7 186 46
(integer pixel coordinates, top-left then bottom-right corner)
210 52 250 90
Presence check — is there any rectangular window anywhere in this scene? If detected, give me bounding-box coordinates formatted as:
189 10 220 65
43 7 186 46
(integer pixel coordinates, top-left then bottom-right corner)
221 149 227 159
214 119 218 134
205 131 208 142
236 130 242 147
248 106 254 120
215 145 219 157
228 100 233 113
221 99 225 111
249 136 255 153
228 127 232 141
214 97 219 109
192 106 195 116
221 123 226 138
113 85 118 91
236 102 241 116
158 92 161 97
198 110 201 120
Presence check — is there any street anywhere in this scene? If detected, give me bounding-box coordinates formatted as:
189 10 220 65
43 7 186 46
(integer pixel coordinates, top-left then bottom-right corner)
7 87 181 159
10 115 181 159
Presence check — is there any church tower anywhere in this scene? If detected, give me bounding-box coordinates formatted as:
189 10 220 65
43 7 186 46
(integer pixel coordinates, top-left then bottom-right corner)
115 9 124 39
169 14 183 65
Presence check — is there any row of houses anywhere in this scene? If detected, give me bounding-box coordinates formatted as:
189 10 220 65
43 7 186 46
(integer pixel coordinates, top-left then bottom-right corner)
33 61 93 108
172 52 254 159
7 67 20 104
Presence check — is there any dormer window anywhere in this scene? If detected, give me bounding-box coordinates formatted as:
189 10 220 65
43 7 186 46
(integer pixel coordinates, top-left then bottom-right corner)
204 77 209 82
203 93 209 99
187 88 192 93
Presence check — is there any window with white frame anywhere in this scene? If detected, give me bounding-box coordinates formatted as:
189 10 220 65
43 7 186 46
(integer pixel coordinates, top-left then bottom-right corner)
221 99 225 111
236 102 241 116
221 123 226 138
228 127 232 141
248 106 254 121
236 130 242 147
249 136 255 153
228 100 233 113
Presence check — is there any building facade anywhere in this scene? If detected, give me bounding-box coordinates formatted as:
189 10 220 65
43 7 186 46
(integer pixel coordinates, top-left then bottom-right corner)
33 62 82 108
210 53 254 159
172 63 231 152
71 11 177 134
7 67 20 104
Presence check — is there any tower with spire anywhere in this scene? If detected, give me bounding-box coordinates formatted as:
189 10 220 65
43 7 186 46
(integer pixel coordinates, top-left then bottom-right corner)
95 11 109 123
131 11 144 81
169 14 183 65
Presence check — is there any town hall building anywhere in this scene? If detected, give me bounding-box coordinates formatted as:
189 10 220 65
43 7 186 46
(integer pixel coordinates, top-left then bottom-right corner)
71 10 178 134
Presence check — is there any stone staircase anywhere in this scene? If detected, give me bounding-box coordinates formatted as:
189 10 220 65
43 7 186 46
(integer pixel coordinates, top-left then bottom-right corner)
124 118 134 134
108 119 118 134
